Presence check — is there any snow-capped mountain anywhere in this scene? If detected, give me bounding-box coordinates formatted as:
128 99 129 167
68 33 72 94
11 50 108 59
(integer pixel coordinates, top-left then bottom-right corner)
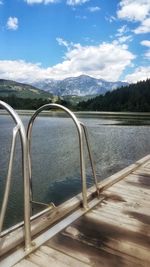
33 75 128 96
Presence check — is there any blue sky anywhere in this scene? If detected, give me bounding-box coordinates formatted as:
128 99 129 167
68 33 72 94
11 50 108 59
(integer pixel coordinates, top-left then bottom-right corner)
0 0 150 84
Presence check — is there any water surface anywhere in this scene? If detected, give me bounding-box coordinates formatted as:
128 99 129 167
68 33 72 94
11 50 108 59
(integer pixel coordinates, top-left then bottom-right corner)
0 112 150 229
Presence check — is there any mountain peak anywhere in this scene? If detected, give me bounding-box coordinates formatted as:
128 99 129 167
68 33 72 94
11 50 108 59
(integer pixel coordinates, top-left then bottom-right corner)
33 75 128 97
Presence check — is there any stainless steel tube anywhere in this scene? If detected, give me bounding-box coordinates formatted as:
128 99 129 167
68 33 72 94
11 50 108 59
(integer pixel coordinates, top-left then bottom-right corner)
0 101 31 251
80 122 99 196
0 125 19 233
27 103 88 209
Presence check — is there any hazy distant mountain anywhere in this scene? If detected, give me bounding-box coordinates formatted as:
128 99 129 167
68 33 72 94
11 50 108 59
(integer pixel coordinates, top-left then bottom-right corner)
0 79 53 99
33 75 128 96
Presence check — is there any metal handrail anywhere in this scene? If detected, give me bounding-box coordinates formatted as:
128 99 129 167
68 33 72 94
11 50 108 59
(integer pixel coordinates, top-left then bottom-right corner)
0 101 31 251
80 122 99 196
0 102 98 253
27 103 88 210
0 124 19 233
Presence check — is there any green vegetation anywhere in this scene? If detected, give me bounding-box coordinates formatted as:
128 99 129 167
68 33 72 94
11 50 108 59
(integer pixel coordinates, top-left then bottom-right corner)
0 79 53 100
62 94 97 107
0 79 54 109
77 79 150 112
0 95 52 109
0 79 150 112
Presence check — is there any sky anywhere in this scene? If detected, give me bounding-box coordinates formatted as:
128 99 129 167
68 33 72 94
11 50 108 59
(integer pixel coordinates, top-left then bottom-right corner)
0 0 150 84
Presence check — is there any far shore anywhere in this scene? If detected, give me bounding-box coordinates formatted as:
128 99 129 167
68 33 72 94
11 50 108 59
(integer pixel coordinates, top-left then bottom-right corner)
1 109 150 118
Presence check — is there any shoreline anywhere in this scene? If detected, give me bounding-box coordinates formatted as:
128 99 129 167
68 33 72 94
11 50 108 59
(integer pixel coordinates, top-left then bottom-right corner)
1 109 150 118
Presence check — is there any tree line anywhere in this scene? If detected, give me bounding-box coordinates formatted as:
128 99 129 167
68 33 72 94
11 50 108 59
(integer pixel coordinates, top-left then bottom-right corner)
77 79 150 112
0 79 150 112
0 94 70 110
0 95 52 109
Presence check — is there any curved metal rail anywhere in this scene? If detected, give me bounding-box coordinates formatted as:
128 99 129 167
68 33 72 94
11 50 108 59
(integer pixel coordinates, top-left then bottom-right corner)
27 103 88 209
0 101 31 251
80 122 99 196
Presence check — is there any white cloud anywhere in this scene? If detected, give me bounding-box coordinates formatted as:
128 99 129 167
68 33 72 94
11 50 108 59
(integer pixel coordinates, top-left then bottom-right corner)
0 60 48 83
115 25 132 44
125 66 150 83
117 0 150 22
134 18 150 34
145 50 150 59
25 0 59 4
0 41 135 83
141 40 150 47
56 37 70 49
66 0 89 5
116 25 128 36
141 40 150 59
117 1 150 35
88 6 100 12
105 16 116 23
25 0 89 5
52 42 135 81
6 17 18 30
118 35 132 44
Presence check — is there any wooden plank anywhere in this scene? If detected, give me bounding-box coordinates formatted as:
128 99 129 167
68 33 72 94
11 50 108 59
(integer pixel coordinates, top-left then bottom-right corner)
124 173 150 185
143 163 150 169
134 168 150 175
102 188 149 202
94 200 150 224
140 163 150 169
123 175 150 190
13 259 38 267
108 185 150 198
100 187 148 201
109 176 150 190
28 249 68 267
62 222 150 263
85 210 150 239
47 238 137 267
100 189 150 207
98 154 150 193
46 227 145 267
96 198 150 219
73 213 150 260
105 188 150 204
92 211 149 237
101 185 150 209
27 247 90 267
39 245 90 267
107 181 150 196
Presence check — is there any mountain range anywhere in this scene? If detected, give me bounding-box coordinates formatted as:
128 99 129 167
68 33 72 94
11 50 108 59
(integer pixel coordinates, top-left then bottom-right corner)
33 75 128 97
0 75 128 101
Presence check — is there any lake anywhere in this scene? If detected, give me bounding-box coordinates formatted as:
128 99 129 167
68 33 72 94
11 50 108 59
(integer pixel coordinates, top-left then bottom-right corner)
1 112 150 230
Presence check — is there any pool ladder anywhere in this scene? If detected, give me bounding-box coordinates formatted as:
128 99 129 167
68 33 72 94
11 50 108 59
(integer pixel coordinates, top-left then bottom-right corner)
0 101 99 252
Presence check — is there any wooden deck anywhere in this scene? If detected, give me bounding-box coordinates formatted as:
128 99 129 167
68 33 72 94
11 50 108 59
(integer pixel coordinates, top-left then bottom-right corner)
1 155 150 267
12 156 150 267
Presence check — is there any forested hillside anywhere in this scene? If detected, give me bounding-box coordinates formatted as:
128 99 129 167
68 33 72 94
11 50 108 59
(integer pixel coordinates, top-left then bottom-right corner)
1 79 150 111
77 79 150 112
0 79 53 109
0 79 53 99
